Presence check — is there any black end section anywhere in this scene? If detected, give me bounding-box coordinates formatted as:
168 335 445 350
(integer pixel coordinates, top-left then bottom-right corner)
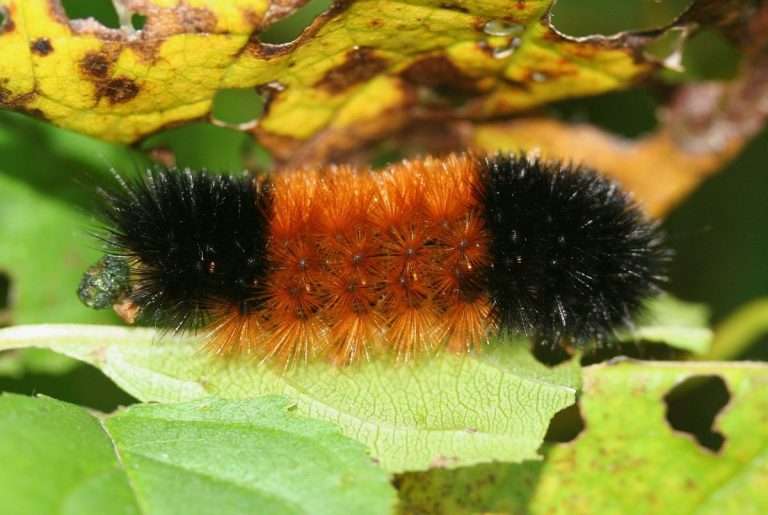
94 169 271 331
477 154 669 345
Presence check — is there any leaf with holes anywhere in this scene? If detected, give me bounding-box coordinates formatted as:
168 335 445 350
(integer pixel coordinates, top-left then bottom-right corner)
397 361 768 514
0 393 396 515
0 0 694 164
0 324 580 473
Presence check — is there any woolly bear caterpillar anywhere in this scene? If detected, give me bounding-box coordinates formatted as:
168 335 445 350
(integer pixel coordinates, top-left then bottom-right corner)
78 153 668 366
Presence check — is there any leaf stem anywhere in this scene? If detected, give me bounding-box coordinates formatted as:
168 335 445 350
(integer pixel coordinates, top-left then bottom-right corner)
699 297 768 361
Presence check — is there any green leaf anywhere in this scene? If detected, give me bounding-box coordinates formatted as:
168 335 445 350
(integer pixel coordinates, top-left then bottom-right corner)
0 172 118 325
0 324 580 473
533 361 768 513
0 394 396 515
398 361 768 514
0 393 140 515
620 294 713 354
0 347 78 377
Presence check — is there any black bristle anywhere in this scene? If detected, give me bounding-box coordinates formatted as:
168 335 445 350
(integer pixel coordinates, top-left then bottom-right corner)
95 168 271 331
477 154 669 345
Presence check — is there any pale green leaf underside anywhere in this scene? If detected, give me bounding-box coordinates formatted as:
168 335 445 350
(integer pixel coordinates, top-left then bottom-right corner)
0 394 395 515
0 324 580 473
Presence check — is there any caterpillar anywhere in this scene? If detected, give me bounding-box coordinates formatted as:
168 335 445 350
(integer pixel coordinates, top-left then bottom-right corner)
77 153 668 366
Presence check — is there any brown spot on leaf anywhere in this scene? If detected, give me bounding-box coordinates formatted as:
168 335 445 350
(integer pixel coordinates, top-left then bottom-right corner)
240 7 264 29
0 6 14 34
314 47 388 93
176 7 218 33
90 346 108 363
0 84 34 109
103 78 139 104
402 54 479 91
30 38 54 56
81 53 112 79
19 107 47 120
80 52 139 104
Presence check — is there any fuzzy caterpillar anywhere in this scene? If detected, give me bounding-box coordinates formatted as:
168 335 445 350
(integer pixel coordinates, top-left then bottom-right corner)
78 153 668 366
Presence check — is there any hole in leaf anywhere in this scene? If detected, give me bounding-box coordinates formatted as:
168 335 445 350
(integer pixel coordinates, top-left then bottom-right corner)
61 0 120 29
545 401 585 443
131 13 147 31
0 271 12 326
664 375 729 452
211 88 264 126
644 26 689 71
550 0 690 37
680 30 741 80
142 123 254 172
259 0 333 44
547 88 660 139
0 359 137 412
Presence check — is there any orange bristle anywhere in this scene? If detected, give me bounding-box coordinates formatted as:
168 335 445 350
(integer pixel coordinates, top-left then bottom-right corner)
197 155 492 366
322 274 384 365
438 296 492 353
269 170 319 240
314 166 374 236
382 276 441 361
262 273 328 367
421 154 477 226
206 307 266 358
368 165 422 232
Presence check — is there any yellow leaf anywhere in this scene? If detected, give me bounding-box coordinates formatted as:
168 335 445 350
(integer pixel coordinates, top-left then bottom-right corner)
0 0 662 154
